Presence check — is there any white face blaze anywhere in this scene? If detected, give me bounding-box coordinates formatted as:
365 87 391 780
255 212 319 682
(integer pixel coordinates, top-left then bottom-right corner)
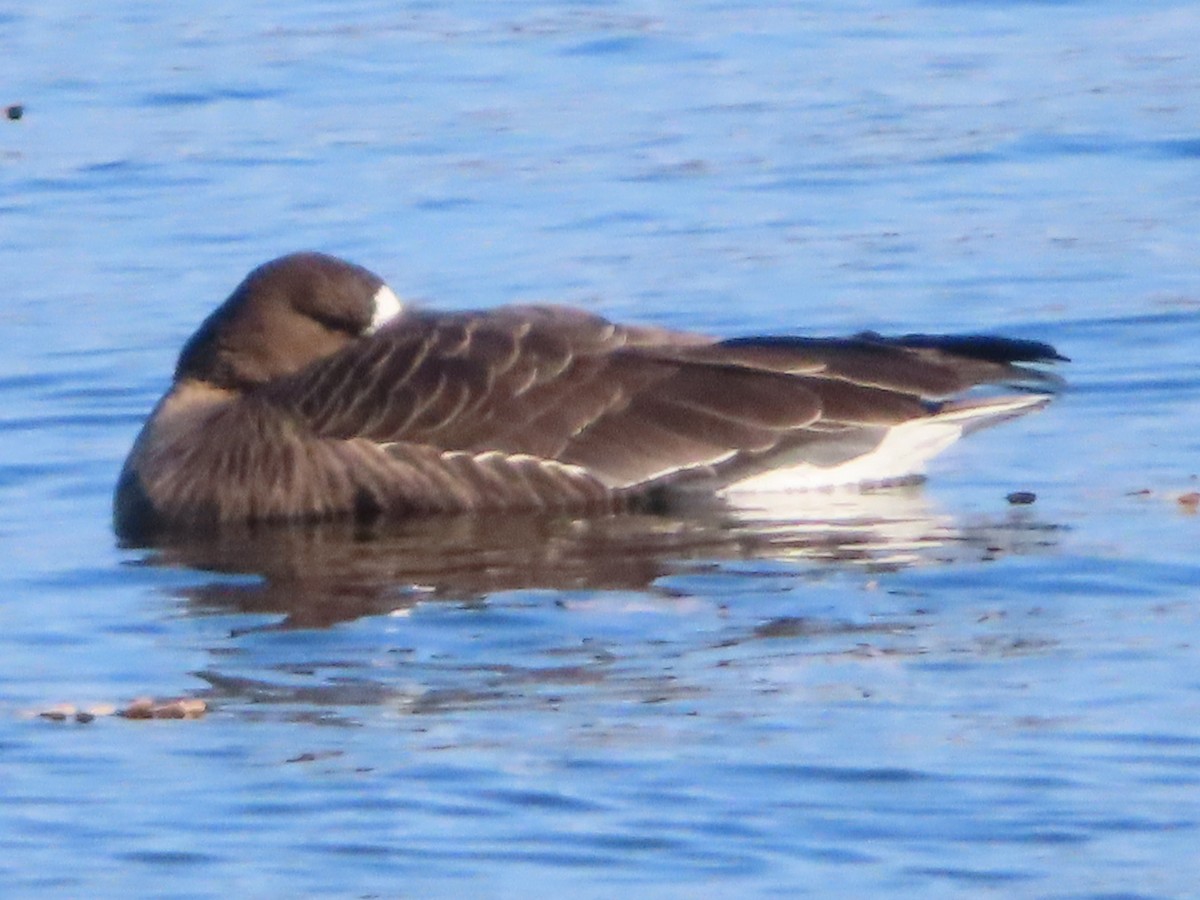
368 284 403 334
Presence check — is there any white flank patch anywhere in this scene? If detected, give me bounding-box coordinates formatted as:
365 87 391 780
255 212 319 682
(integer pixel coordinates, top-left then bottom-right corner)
368 284 404 333
721 393 1049 497
724 420 964 495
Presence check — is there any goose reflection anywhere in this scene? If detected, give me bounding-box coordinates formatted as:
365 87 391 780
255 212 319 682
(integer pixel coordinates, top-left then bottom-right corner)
127 485 1061 629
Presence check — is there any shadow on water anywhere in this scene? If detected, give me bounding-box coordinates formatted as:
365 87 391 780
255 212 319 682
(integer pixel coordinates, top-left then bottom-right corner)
126 485 1063 630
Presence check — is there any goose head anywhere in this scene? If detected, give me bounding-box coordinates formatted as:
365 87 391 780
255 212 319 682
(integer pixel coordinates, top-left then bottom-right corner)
173 252 403 390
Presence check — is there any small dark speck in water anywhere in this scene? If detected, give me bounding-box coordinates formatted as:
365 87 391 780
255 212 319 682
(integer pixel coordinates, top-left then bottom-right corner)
286 750 345 764
1006 491 1038 505
748 615 915 641
5 104 23 120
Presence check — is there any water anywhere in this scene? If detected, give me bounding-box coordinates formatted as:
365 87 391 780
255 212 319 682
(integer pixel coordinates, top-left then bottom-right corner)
3 1 1200 896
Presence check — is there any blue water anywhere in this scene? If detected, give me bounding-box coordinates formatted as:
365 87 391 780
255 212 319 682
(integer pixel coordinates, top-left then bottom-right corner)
3 1 1200 897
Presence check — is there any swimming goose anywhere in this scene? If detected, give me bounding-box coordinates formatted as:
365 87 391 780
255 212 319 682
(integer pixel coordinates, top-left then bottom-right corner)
114 252 1065 539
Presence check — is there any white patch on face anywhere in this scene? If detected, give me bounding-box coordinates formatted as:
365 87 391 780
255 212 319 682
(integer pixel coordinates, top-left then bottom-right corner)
367 284 403 334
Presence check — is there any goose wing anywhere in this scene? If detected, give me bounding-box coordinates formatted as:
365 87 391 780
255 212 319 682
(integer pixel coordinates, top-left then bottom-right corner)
262 306 1062 509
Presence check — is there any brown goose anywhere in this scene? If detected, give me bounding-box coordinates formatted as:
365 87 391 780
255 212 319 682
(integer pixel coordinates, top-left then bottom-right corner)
114 252 1066 539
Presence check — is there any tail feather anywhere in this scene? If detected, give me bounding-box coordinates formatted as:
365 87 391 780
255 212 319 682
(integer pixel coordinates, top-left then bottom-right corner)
861 332 1069 365
933 393 1052 434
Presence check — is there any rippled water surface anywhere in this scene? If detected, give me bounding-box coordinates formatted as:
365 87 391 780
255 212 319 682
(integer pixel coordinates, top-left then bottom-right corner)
3 2 1200 897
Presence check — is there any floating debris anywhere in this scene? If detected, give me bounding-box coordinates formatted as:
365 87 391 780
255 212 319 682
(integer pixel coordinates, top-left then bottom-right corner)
1177 492 1200 513
30 698 207 722
34 703 117 724
120 696 208 720
38 704 78 722
1006 491 1037 505
5 104 23 121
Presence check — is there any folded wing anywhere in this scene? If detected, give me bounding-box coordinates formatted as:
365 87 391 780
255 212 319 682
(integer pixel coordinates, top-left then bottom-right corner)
263 306 1062 511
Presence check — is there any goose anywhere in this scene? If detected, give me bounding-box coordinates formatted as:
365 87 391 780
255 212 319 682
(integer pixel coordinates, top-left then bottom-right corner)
114 252 1065 539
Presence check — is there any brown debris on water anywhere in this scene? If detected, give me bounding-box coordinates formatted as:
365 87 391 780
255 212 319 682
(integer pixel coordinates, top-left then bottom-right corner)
1127 488 1200 513
120 696 208 719
33 702 118 724
29 697 208 722
37 703 78 722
